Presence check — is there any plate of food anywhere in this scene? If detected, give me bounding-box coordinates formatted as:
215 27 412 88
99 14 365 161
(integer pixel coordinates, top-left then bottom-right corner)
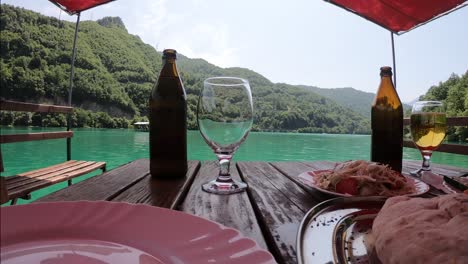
1 201 275 264
297 160 429 197
296 193 468 264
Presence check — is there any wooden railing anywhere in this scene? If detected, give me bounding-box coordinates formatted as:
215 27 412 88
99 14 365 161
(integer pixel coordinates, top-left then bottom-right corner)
403 116 468 155
0 99 74 146
0 99 73 113
0 131 74 144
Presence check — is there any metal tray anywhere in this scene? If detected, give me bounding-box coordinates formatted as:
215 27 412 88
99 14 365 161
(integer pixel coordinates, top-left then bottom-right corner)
297 197 387 264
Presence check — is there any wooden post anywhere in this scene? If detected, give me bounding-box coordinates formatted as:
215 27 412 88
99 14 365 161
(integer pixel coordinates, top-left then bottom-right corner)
0 177 9 205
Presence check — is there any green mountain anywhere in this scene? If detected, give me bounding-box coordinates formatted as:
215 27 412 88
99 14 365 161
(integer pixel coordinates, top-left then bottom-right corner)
300 85 414 118
299 86 375 117
0 4 371 133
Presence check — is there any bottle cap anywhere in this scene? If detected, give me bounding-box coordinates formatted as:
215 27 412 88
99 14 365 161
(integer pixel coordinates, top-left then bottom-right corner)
380 66 392 77
163 49 177 59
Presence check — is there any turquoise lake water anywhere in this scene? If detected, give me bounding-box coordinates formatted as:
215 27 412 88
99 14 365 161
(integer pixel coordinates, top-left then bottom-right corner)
1 127 467 204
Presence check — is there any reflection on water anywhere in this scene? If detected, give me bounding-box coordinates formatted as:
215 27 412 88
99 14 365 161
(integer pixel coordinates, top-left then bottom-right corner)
1 127 466 204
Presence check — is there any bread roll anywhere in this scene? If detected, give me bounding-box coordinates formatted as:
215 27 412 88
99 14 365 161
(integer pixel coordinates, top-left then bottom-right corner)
372 194 468 264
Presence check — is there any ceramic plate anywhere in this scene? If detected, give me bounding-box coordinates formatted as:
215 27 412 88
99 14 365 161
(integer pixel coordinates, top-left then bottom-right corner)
297 196 387 264
298 170 429 197
1 201 275 264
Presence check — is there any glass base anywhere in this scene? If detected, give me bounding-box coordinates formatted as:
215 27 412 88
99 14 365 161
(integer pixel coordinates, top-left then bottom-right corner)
202 179 247 195
410 168 430 177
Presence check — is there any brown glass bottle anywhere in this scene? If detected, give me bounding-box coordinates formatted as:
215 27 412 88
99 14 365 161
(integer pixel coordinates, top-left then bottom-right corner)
371 66 403 172
149 49 187 178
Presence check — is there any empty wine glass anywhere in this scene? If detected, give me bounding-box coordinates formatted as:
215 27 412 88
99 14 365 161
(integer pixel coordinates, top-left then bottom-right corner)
197 77 253 194
410 101 447 176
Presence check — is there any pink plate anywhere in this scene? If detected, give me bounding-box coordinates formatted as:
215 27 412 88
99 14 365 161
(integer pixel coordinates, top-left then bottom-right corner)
298 170 430 197
1 201 275 264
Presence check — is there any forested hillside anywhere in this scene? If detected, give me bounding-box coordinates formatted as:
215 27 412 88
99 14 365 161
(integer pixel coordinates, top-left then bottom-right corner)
419 72 468 142
0 4 372 133
299 86 375 117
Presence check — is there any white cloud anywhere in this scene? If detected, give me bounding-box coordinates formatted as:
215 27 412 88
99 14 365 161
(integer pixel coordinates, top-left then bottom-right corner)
162 23 238 67
138 0 170 38
123 0 238 68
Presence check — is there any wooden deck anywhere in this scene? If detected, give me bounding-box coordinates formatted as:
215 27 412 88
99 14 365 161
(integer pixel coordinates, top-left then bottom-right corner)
35 159 467 264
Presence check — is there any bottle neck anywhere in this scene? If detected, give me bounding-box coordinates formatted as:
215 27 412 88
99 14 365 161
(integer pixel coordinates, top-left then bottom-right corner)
160 58 179 77
374 75 402 108
380 76 394 87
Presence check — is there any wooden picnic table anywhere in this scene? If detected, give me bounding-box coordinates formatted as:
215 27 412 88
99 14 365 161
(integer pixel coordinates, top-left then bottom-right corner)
36 159 466 264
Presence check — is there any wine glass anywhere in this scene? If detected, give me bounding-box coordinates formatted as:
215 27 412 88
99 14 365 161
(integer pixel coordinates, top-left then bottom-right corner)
197 77 253 194
410 101 447 176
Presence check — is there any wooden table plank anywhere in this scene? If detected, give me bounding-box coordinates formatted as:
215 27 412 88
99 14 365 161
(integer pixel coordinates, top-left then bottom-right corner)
237 161 318 264
112 160 201 209
180 161 269 251
403 160 467 177
35 159 149 202
239 162 319 212
300 160 338 170
110 175 153 204
269 161 335 201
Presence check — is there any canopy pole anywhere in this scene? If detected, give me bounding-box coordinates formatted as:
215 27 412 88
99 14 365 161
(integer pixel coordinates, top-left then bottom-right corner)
391 31 397 88
68 12 81 107
67 12 80 161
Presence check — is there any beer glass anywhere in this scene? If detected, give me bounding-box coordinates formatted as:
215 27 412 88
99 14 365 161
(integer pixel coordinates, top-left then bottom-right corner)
410 101 446 176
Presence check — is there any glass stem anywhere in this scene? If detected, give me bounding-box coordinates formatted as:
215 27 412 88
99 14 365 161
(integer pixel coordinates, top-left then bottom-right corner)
421 152 432 171
216 154 233 182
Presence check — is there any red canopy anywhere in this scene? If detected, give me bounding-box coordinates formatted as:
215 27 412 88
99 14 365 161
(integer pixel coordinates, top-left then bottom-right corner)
49 0 115 15
326 0 468 34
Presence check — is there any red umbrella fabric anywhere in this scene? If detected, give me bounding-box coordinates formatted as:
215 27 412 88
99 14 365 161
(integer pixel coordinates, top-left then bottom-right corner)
49 0 115 15
325 0 468 34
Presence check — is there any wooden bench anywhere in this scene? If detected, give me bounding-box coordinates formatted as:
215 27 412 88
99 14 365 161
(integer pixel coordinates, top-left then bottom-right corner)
0 99 106 205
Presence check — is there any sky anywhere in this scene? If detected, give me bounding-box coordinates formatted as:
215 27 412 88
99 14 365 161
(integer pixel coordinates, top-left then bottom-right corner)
3 0 468 102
